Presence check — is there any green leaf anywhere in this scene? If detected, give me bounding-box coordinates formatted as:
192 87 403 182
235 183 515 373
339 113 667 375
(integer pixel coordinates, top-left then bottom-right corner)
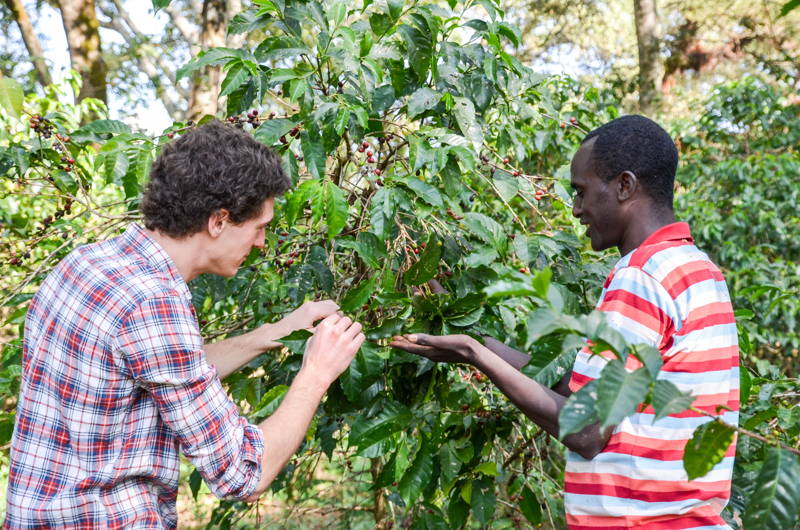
254 118 295 146
340 277 377 313
742 448 800 529
322 180 348 238
595 361 651 428
452 96 484 150
0 78 23 117
80 119 131 135
444 307 484 327
277 329 311 355
189 469 203 500
447 487 469 529
740 363 752 405
340 342 383 402
633 344 663 379
463 212 506 252
470 477 496 525
349 400 411 450
405 234 442 286
407 87 442 118
252 384 290 418
300 130 327 179
397 23 433 80
651 379 695 422
228 10 270 34
329 1 347 26
520 485 543 524
779 0 800 17
522 334 580 388
473 461 498 476
406 178 443 207
683 421 735 480
558 380 600 438
334 107 349 135
492 170 519 201
177 48 239 80
219 63 251 97
152 0 171 9
282 180 313 226
484 280 537 299
531 267 552 299
399 439 434 504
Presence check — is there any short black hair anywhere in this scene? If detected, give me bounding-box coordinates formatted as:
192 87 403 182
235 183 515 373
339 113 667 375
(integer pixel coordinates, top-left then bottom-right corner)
582 115 678 209
141 120 290 238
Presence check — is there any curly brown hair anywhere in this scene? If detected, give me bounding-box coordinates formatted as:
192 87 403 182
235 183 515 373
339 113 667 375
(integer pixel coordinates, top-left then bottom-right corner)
141 120 290 238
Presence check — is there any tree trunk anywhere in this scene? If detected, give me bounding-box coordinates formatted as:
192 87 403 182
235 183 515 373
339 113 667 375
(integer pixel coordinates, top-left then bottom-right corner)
187 0 227 121
633 0 662 114
56 0 107 105
3 0 53 86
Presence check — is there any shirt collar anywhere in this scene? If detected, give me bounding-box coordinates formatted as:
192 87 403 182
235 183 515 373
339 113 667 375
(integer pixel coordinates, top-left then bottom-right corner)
120 223 192 301
637 222 693 248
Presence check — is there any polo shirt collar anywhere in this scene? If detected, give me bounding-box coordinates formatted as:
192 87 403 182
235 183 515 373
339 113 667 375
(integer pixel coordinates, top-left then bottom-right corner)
638 222 693 248
120 223 192 301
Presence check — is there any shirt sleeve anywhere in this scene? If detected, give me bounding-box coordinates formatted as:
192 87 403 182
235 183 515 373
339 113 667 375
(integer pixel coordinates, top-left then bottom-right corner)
569 266 677 393
113 292 264 500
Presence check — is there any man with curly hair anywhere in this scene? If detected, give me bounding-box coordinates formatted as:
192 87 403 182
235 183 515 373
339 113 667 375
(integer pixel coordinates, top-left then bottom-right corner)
5 120 365 528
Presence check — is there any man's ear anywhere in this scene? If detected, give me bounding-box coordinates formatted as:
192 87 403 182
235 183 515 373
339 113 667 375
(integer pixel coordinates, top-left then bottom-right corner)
615 171 639 202
207 209 230 238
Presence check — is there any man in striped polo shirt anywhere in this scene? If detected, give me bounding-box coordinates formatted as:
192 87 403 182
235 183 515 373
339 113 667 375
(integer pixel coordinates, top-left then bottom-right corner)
392 115 738 528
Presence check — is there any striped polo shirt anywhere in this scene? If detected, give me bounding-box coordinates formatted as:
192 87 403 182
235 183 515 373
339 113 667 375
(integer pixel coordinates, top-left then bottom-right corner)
564 222 739 529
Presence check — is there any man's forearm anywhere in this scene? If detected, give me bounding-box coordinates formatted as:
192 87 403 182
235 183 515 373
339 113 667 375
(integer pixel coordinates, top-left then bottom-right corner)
471 344 611 459
482 336 531 370
248 370 327 499
204 320 291 379
482 337 572 397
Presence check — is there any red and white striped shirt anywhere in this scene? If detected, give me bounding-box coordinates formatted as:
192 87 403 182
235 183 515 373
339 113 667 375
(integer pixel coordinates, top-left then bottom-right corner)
565 222 739 529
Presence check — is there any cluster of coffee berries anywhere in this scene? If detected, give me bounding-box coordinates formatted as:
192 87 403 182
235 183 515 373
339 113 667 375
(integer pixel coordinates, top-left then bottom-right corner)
29 115 54 138
279 124 302 145
274 231 308 270
405 241 423 255
51 133 75 171
8 248 31 266
461 370 485 382
58 156 75 172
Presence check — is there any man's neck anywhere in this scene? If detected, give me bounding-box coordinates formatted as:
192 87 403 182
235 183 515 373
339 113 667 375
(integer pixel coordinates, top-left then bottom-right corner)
144 229 207 282
618 209 676 256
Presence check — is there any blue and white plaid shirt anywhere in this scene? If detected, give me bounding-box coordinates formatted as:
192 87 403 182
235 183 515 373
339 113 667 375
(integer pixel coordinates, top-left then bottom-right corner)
5 223 264 529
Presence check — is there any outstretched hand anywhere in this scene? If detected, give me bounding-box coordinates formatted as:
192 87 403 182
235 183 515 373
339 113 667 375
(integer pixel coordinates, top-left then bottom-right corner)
389 333 479 365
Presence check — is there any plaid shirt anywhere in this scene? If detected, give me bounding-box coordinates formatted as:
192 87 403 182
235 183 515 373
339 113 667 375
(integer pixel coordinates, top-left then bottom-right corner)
5 224 264 529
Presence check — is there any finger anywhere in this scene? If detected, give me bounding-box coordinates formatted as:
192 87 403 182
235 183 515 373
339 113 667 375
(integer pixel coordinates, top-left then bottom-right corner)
317 313 342 330
318 300 340 312
334 315 353 331
343 321 363 339
390 342 438 358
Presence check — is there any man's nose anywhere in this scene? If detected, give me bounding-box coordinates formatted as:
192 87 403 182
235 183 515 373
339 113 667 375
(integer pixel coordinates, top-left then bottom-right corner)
572 202 582 218
254 233 266 249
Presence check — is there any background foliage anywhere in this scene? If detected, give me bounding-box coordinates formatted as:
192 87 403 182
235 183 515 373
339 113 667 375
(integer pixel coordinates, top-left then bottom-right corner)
1 0 799 528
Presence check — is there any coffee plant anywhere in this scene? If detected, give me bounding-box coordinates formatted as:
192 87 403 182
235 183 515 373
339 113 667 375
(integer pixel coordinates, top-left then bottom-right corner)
1 0 799 527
